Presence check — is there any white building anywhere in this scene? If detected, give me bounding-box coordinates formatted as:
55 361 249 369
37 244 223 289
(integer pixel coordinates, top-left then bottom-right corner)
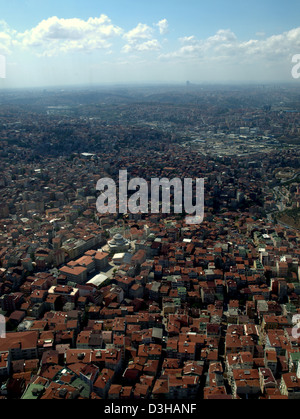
108 234 130 253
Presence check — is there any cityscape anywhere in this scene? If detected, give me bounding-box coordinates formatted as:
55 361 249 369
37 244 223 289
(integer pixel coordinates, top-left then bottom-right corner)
0 0 300 406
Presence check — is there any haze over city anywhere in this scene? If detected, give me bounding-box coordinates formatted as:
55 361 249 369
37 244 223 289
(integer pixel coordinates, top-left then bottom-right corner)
1 0 300 87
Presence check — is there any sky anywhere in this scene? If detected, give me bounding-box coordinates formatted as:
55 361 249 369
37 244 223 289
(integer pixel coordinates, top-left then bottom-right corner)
1 0 300 88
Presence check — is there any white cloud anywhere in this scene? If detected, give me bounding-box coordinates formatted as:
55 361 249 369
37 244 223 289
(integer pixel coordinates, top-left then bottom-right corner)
2 15 168 58
3 14 300 83
15 15 123 56
0 20 17 55
160 27 300 63
123 23 162 54
123 23 154 43
122 39 161 53
156 19 169 35
179 36 198 44
0 32 12 55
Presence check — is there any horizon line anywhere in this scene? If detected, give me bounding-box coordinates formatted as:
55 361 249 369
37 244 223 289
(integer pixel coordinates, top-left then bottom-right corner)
1 80 300 92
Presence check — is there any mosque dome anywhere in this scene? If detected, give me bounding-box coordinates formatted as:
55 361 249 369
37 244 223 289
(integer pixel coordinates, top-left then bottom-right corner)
108 233 130 253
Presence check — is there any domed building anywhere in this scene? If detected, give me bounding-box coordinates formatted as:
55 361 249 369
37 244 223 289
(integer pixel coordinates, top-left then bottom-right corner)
108 233 130 253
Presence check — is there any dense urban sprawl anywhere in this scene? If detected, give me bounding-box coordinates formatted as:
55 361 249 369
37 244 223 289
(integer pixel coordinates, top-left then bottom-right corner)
0 85 300 399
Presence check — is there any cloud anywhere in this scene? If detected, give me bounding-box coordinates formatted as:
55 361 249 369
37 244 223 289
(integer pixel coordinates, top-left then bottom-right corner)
123 23 154 43
3 13 300 84
0 20 17 55
2 15 168 58
15 15 123 56
122 39 161 53
123 23 162 54
0 32 12 55
160 27 300 63
156 19 169 35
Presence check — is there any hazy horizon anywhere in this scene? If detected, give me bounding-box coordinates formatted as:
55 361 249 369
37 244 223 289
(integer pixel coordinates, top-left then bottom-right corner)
2 81 300 94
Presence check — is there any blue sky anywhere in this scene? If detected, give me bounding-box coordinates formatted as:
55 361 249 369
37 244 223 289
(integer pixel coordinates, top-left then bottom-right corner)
1 0 300 87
